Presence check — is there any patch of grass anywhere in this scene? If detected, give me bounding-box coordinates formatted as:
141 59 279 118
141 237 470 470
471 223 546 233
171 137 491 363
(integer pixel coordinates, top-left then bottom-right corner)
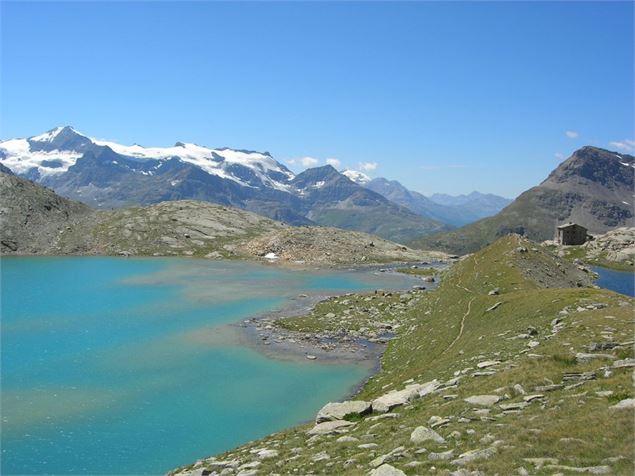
608 392 633 404
551 353 578 366
395 267 436 276
342 413 365 422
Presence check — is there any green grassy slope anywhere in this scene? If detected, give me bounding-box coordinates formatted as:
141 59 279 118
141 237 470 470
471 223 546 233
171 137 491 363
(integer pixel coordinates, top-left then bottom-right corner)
171 235 634 475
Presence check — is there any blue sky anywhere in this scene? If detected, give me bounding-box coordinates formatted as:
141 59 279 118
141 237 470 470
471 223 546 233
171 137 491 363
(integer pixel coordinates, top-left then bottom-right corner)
1 1 633 197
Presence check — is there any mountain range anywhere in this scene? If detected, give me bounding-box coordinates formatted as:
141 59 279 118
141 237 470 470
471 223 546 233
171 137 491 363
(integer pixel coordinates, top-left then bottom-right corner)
415 146 635 254
0 127 505 242
0 166 446 266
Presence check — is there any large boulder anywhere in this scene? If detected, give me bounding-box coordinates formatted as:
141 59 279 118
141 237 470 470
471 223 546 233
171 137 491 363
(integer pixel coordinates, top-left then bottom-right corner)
316 400 372 423
410 426 446 444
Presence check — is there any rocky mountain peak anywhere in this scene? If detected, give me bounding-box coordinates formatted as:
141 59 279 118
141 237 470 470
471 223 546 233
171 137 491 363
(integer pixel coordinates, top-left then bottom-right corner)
544 146 634 189
28 126 94 153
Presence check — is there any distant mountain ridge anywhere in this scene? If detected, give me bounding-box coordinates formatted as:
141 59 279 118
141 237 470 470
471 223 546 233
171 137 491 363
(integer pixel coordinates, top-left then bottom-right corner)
368 179 511 227
0 127 447 242
342 171 511 227
414 146 635 254
428 191 512 216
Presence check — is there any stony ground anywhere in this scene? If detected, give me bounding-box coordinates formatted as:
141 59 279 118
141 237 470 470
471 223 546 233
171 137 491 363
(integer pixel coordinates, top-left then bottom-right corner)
170 235 633 476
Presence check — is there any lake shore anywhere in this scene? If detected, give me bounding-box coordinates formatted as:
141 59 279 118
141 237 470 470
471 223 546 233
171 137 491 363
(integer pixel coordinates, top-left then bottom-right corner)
232 264 443 372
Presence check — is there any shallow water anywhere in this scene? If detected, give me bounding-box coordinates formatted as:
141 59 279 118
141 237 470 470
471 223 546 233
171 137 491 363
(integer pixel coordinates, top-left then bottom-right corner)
0 257 418 475
593 266 634 297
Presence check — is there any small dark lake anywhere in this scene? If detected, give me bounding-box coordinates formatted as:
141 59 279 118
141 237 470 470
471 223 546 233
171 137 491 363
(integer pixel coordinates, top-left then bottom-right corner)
593 266 634 297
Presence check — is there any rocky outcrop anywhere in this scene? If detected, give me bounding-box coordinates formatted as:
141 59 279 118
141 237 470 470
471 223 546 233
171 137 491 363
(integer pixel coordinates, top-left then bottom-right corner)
584 227 635 265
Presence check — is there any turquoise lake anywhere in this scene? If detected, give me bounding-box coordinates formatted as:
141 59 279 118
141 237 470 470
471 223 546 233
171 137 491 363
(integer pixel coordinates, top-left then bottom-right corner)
0 257 419 475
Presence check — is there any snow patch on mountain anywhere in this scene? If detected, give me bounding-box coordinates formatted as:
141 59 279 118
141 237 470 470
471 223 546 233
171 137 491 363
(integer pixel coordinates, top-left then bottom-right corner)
342 169 371 185
29 126 69 143
0 138 83 176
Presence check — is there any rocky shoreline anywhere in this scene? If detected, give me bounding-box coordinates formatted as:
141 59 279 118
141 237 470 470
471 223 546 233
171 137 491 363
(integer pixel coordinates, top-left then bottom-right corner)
233 265 442 367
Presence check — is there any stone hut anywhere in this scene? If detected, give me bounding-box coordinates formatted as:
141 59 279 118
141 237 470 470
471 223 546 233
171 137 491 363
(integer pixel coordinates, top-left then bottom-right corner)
556 223 588 245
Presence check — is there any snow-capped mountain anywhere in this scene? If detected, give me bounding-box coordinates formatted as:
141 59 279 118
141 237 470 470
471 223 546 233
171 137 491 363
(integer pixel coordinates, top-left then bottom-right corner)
0 126 295 191
0 127 448 241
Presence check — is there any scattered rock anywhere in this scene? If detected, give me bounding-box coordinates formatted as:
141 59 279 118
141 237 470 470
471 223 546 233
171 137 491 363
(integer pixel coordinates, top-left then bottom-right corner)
544 464 611 474
486 302 502 312
523 457 559 469
256 449 278 459
312 451 330 462
499 402 528 411
609 398 635 410
523 394 545 402
336 435 359 443
613 358 635 368
476 360 500 369
575 353 615 363
428 449 454 461
451 447 496 465
371 383 431 413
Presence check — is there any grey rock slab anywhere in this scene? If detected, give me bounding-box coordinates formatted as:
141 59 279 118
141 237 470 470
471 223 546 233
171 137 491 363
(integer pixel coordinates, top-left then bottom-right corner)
451 447 497 465
368 413 400 421
428 449 455 461
256 449 278 459
523 457 559 469
609 398 635 410
523 394 545 402
499 402 529 411
369 464 407 476
410 426 446 444
336 436 359 443
464 395 501 406
576 352 615 363
613 358 635 368
372 386 420 413
476 360 500 369
316 400 372 423
307 420 354 435
544 464 612 474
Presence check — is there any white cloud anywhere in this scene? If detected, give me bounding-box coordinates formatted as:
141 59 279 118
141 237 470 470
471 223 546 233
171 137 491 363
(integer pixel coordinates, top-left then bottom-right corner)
554 152 565 160
285 159 296 165
609 139 635 152
326 158 341 168
359 161 378 172
301 157 320 167
419 164 466 171
565 130 579 139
